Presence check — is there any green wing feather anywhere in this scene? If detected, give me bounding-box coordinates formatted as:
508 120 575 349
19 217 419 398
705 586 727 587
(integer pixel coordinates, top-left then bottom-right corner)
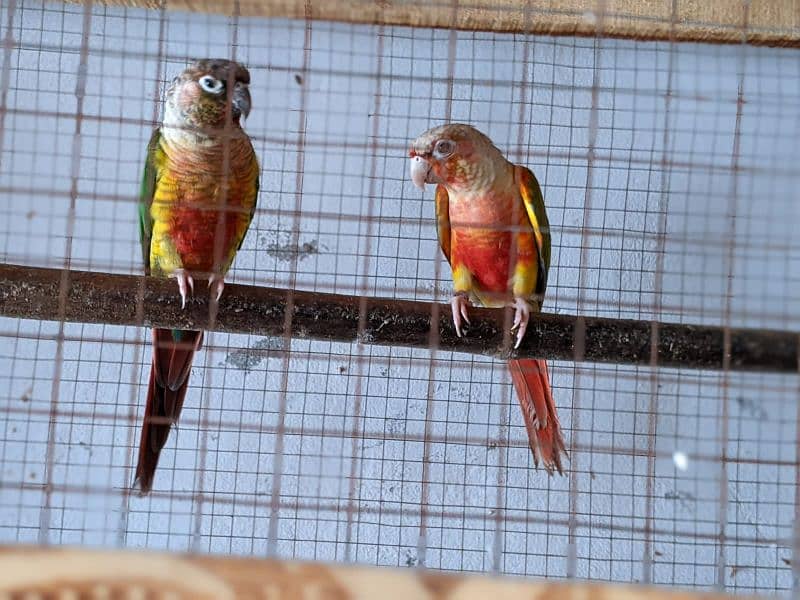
231 144 260 257
434 183 452 266
138 129 161 275
217 143 260 274
516 165 551 299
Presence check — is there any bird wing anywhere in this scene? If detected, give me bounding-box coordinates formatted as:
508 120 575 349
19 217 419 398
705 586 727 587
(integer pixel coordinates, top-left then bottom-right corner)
515 165 551 300
221 142 260 273
434 183 452 265
138 129 161 275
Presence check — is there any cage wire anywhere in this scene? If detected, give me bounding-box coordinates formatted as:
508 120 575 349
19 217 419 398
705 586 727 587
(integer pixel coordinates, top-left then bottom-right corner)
0 0 799 595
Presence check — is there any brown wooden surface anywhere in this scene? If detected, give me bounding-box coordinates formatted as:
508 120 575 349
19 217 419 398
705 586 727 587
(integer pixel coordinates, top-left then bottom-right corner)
0 262 798 373
0 546 761 598
65 0 800 46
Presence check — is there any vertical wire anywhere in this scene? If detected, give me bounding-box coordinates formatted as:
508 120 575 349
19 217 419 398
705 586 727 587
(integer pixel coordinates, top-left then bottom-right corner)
793 334 800 592
37 0 93 545
642 0 678 584
266 0 313 557
117 0 167 545
716 9 749 586
567 0 605 579
0 0 17 171
190 3 244 552
491 3 537 575
343 18 387 563
417 0 459 567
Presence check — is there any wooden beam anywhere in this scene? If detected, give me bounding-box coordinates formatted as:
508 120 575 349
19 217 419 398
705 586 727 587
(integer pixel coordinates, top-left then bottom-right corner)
64 0 800 47
0 546 759 599
0 262 798 373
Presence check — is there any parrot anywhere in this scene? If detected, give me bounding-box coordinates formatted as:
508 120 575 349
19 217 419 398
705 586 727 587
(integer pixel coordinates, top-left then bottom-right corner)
409 123 566 473
135 59 260 493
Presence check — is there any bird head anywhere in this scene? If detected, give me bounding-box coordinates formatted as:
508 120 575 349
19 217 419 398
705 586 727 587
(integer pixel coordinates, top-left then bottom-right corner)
164 59 252 134
408 123 504 193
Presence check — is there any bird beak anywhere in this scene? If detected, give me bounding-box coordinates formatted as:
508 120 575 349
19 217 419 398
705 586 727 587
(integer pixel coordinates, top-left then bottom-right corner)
232 85 251 120
409 155 432 189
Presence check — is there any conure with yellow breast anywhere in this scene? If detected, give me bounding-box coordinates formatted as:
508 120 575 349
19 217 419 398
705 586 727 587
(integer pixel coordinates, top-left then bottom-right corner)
136 59 260 492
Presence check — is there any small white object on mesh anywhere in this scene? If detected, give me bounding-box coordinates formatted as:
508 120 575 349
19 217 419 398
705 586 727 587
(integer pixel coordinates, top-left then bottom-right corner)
672 451 689 471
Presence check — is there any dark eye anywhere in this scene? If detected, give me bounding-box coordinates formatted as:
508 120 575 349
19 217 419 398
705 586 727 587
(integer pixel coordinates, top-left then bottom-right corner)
198 75 224 94
434 139 455 157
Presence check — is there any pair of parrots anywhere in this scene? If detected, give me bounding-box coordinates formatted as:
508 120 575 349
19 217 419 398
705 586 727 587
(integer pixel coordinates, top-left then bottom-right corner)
136 59 565 493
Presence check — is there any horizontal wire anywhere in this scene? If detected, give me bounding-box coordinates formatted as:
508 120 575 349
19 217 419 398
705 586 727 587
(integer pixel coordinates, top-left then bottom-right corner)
0 479 790 550
0 403 793 467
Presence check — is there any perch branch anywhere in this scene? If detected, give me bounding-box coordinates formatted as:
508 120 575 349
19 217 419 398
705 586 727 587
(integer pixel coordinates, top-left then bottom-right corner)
0 545 759 599
0 262 797 374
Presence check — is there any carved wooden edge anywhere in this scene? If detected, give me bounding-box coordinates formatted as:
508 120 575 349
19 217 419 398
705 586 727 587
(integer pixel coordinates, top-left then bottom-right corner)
59 0 800 47
0 546 761 598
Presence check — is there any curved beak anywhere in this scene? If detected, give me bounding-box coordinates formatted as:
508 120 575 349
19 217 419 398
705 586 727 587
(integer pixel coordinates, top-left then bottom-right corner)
409 155 432 189
232 84 251 120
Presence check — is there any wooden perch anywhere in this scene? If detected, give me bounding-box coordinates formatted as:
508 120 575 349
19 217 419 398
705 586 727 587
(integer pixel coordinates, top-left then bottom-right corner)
67 0 800 47
0 545 759 599
0 263 797 374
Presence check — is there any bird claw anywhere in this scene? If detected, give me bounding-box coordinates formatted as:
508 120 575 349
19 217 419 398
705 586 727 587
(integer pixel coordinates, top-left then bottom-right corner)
171 269 195 309
450 293 471 337
208 274 225 302
510 297 531 349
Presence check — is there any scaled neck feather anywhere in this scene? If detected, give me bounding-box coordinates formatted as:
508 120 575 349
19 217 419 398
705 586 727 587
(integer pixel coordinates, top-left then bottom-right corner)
446 155 514 198
161 100 244 150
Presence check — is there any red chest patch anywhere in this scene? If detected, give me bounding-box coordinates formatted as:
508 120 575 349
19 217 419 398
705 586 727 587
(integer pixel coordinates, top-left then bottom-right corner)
158 136 257 274
448 190 535 294
453 230 513 293
170 203 242 272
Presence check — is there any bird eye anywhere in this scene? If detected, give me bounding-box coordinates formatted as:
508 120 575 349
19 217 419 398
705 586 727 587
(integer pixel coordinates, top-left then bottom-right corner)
198 75 224 94
434 139 455 157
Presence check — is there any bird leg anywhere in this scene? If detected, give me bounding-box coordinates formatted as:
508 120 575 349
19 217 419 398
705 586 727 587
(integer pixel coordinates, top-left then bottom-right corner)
208 273 225 302
170 269 195 309
510 297 532 349
450 292 471 337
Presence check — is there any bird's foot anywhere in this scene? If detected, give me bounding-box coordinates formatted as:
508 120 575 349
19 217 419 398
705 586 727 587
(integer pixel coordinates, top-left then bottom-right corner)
510 297 532 349
170 269 195 309
208 273 225 302
450 293 471 337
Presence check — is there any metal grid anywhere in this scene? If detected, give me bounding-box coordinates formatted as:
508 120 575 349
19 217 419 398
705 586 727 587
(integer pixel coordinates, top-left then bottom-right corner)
1 0 799 595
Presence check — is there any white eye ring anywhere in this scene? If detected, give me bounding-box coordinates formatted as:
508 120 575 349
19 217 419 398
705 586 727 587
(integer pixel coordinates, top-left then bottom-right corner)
434 139 455 157
198 75 224 94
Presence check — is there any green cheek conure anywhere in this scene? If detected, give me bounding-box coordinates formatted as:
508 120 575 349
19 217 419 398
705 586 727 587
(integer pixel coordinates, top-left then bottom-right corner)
136 59 260 493
409 123 566 474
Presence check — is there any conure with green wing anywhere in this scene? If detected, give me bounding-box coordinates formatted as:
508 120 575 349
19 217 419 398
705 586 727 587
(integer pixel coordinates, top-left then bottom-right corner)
409 123 566 473
137 59 260 492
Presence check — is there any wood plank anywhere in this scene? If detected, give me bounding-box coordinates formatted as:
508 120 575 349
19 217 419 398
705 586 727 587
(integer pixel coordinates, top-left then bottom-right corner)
0 546 761 598
63 0 800 46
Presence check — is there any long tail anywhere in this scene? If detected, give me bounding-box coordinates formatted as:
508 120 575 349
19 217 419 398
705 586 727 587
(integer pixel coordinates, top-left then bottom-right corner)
508 358 567 474
135 328 203 494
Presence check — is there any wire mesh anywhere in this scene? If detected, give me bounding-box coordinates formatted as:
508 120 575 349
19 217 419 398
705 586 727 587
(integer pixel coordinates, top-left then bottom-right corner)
0 0 799 595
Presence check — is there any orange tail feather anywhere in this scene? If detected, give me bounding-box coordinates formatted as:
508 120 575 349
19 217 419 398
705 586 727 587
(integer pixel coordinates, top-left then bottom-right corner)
508 358 567 474
135 328 203 493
